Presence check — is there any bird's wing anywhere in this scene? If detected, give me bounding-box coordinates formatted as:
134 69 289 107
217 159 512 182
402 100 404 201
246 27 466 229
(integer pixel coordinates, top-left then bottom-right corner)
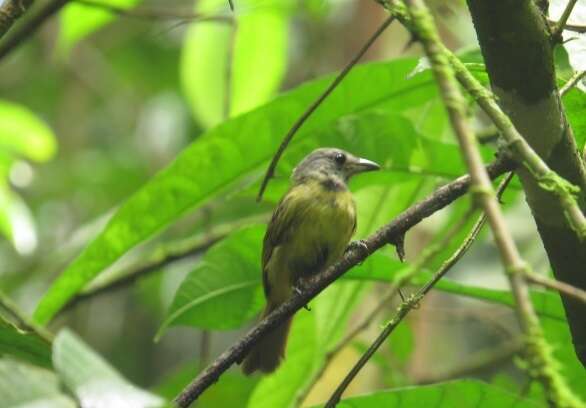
261 190 303 295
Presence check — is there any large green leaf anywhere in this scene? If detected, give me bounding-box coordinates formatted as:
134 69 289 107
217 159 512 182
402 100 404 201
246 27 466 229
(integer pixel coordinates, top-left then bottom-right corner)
0 359 76 408
319 380 540 407
33 57 442 324
53 329 165 407
181 0 292 128
0 99 56 162
157 225 265 335
58 0 142 55
0 318 51 368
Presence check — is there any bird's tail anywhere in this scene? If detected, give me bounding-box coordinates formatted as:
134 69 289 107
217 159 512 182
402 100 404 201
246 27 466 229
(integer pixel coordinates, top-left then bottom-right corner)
242 303 292 375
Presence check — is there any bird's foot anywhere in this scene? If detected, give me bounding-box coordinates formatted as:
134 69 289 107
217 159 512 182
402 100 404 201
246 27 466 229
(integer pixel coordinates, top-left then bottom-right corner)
346 240 369 264
293 280 312 311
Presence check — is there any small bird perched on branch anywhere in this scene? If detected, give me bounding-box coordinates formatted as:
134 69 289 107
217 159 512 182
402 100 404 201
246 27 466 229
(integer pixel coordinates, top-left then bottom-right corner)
242 147 380 375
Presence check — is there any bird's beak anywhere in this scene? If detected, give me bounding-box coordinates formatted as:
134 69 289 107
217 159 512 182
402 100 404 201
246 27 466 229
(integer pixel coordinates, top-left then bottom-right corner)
348 157 381 175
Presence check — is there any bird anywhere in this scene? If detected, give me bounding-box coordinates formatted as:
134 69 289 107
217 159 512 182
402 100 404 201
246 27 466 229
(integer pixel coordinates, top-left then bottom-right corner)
242 147 380 375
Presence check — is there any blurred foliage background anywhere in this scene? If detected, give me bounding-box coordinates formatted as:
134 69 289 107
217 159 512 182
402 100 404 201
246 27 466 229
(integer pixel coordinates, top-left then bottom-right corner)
0 0 584 407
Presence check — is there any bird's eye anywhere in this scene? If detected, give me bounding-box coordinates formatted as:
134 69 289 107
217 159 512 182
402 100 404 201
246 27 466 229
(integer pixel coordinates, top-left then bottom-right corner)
334 152 346 165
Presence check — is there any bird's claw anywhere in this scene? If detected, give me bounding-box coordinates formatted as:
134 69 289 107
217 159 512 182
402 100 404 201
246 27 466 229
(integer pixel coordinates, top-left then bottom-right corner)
293 282 312 311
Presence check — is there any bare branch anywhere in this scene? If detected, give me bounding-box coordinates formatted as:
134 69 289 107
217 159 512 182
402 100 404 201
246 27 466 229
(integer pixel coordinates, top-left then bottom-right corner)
526 273 586 305
173 157 513 407
256 15 395 201
548 19 586 34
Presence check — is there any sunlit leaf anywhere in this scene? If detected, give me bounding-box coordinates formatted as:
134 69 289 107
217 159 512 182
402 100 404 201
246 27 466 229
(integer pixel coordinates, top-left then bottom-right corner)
181 0 292 128
33 57 442 324
0 359 76 408
53 330 165 408
0 100 56 162
58 0 142 55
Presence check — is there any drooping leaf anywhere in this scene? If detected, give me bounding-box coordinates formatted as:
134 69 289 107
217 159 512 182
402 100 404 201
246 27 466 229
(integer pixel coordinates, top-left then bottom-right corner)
0 359 76 408
320 379 540 408
53 329 165 408
33 57 443 324
58 0 142 55
0 318 51 369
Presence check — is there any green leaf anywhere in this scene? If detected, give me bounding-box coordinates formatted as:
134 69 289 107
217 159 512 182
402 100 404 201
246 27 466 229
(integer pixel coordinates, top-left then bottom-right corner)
53 329 165 407
58 0 142 55
181 0 291 128
0 99 56 162
322 379 540 407
0 359 76 408
229 3 291 117
33 57 441 324
563 87 586 149
157 225 265 336
0 318 51 369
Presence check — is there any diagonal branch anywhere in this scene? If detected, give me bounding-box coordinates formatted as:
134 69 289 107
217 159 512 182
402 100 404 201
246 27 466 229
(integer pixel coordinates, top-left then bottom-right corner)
0 0 68 61
552 0 579 41
325 177 503 406
173 157 513 407
0 0 35 39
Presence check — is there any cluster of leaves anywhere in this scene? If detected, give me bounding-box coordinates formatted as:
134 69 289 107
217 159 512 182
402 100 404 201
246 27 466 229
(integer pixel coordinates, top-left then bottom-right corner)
1 0 586 407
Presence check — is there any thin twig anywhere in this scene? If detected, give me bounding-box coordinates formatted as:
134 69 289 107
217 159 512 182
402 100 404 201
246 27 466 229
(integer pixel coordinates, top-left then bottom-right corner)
0 0 68 61
398 1 582 406
415 338 523 384
525 273 586 304
560 70 586 96
256 15 395 201
173 157 513 407
74 0 233 23
552 0 579 41
325 174 511 407
299 205 478 406
548 19 586 34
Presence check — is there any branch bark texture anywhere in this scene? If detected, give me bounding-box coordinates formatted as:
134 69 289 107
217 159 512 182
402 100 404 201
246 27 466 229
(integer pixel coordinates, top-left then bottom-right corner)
0 0 34 39
467 0 586 367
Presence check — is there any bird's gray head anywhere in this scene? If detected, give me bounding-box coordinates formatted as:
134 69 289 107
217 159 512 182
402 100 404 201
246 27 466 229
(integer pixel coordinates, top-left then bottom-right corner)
292 148 380 187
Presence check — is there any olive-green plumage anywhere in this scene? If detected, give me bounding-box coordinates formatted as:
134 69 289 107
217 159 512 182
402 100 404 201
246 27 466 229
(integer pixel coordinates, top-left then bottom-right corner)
242 148 379 375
